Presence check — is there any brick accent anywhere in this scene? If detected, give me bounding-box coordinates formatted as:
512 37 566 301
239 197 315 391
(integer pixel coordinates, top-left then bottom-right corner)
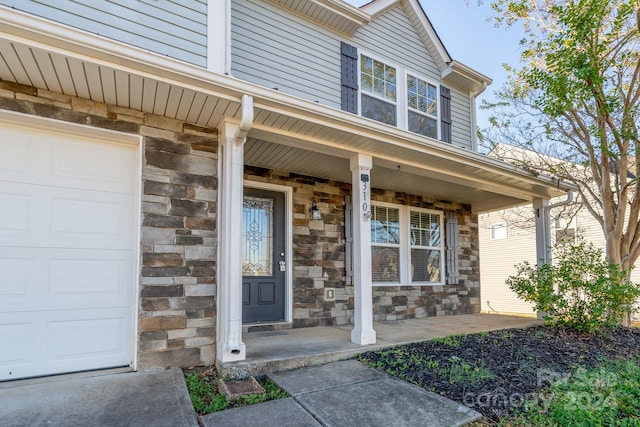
0 82 217 370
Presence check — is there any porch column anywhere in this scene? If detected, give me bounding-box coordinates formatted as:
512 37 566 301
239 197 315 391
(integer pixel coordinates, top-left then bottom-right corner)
533 198 551 266
216 119 247 363
350 153 376 345
533 198 551 321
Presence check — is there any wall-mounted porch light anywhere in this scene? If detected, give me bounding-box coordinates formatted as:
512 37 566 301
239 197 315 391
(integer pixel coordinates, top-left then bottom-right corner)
310 199 322 220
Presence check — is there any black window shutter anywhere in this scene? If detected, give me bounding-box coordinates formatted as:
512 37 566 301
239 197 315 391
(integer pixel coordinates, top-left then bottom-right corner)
440 85 452 143
341 42 358 114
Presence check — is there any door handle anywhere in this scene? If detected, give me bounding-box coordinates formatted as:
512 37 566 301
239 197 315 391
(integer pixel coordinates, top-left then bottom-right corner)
278 260 286 272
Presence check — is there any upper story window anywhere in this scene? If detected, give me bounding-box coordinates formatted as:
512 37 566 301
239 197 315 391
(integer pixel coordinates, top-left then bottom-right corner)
407 75 438 139
358 53 438 138
360 55 397 126
340 43 451 143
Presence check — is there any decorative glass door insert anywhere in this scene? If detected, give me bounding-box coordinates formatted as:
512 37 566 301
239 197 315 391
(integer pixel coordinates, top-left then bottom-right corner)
242 196 273 276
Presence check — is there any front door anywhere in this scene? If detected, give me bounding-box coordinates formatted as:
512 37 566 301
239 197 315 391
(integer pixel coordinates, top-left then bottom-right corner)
242 188 286 323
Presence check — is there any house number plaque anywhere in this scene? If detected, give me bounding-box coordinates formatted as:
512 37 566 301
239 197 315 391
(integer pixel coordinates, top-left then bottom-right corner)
360 173 371 221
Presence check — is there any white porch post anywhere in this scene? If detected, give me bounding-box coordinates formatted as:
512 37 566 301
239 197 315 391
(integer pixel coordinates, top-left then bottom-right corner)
533 198 551 321
533 198 551 267
216 119 247 363
350 154 376 345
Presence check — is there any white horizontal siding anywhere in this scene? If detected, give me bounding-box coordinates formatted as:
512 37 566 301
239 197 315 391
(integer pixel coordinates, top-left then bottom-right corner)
231 0 342 108
479 212 537 315
0 0 207 66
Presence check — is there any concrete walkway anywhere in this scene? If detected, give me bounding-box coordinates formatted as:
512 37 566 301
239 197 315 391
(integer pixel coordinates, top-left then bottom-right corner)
0 368 198 427
202 360 481 427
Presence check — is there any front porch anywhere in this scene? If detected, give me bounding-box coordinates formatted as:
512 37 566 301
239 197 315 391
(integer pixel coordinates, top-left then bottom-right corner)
218 313 541 377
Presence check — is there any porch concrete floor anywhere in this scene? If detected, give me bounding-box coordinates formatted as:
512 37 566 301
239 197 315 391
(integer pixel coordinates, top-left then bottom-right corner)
220 313 542 378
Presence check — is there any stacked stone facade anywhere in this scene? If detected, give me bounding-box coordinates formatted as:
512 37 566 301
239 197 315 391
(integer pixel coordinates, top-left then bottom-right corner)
0 81 480 370
0 81 217 369
245 168 481 327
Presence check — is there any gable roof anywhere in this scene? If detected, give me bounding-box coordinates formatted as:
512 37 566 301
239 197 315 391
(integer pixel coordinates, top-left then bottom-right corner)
269 0 491 93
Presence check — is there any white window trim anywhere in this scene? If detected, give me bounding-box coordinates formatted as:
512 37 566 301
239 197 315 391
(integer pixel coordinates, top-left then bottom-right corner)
371 201 445 286
405 70 440 140
358 52 403 127
408 206 445 285
357 52 440 138
490 221 508 240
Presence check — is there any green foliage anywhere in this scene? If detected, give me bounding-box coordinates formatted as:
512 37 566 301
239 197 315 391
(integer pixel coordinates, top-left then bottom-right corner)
507 239 640 332
431 334 462 348
185 371 288 415
447 356 494 384
500 359 640 426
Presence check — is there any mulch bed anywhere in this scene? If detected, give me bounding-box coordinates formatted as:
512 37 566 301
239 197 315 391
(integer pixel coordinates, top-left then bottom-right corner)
358 325 640 420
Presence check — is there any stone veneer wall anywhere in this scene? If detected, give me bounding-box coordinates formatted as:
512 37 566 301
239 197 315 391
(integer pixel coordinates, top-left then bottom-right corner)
245 167 353 327
370 189 480 321
0 81 217 369
245 167 481 327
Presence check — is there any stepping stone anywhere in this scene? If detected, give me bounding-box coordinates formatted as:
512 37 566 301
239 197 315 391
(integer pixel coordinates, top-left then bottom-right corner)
218 377 264 401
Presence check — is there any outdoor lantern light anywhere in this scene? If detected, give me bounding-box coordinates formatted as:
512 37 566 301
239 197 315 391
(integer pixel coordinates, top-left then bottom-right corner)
310 199 322 220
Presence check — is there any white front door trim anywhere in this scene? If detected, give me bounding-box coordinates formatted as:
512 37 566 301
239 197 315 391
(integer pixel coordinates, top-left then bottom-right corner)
244 180 293 324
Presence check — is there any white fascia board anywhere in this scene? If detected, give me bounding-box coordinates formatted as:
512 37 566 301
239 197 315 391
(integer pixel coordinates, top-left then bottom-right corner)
0 5 572 197
442 60 493 93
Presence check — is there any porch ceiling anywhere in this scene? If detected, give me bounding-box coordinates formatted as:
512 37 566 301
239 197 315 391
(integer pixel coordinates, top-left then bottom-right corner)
0 6 574 213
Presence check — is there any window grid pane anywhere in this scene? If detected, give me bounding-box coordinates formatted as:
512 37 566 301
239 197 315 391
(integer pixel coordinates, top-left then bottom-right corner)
361 55 396 102
371 205 400 244
407 75 437 116
410 211 440 247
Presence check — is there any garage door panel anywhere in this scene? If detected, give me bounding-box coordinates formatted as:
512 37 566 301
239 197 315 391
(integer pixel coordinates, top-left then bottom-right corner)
0 127 45 177
0 182 134 249
0 192 39 240
47 311 129 361
50 258 128 298
0 257 35 300
0 248 132 312
51 194 134 248
52 137 136 193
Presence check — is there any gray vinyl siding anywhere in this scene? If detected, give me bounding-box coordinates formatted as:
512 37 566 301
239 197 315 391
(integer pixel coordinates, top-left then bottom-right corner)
1 0 207 66
353 6 440 82
450 88 473 150
230 0 342 108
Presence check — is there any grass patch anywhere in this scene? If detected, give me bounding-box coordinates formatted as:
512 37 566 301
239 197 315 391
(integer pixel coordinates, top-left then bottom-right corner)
500 359 640 426
184 368 288 415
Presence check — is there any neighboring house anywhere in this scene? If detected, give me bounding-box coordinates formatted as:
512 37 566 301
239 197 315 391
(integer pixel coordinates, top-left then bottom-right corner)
0 0 571 381
480 145 640 317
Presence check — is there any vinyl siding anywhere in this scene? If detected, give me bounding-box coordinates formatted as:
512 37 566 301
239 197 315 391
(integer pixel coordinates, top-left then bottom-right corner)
0 0 207 66
230 0 342 108
479 211 537 316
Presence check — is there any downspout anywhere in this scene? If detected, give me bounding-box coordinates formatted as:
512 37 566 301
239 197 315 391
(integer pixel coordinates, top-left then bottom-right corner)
235 94 254 140
470 82 487 152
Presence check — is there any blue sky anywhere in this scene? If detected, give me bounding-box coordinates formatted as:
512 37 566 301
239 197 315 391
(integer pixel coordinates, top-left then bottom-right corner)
347 1 525 130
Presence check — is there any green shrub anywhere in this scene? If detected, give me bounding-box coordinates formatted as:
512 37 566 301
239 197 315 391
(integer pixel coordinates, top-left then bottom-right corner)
506 240 640 332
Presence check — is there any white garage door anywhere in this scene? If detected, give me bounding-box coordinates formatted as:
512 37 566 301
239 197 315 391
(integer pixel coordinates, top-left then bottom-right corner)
0 115 138 381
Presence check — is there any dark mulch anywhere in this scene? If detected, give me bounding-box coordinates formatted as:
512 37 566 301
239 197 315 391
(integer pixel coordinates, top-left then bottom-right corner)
358 325 640 420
